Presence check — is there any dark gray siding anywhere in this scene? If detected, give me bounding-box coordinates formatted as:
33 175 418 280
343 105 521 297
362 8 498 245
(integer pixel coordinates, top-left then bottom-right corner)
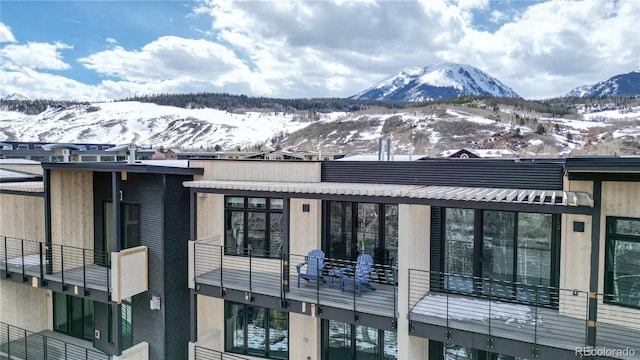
162 174 192 360
321 160 565 190
122 173 166 360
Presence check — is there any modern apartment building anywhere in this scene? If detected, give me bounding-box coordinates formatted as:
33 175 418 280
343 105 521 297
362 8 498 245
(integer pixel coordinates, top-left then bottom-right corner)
2 157 640 360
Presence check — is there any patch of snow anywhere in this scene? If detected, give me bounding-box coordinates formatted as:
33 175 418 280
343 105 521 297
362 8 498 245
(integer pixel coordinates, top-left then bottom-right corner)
528 139 544 146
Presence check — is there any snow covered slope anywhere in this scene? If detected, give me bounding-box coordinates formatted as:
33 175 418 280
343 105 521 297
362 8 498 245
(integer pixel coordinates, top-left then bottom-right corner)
0 101 311 149
351 63 521 102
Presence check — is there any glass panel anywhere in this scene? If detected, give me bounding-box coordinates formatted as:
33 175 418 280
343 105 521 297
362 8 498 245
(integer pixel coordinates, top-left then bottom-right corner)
53 292 68 333
268 309 288 359
103 202 113 266
327 320 352 360
247 212 266 255
517 213 552 303
246 306 267 357
611 239 640 307
270 213 284 258
69 296 84 338
122 204 139 249
444 208 475 293
270 198 284 210
226 197 244 208
84 299 94 341
356 203 379 259
329 202 353 260
355 325 378 359
383 330 398 360
483 211 515 298
248 197 267 209
616 219 640 236
445 344 475 359
225 302 245 353
384 205 398 266
226 211 245 255
122 298 133 350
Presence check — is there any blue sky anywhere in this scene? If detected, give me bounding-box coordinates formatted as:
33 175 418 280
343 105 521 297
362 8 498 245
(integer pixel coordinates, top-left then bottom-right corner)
0 0 638 101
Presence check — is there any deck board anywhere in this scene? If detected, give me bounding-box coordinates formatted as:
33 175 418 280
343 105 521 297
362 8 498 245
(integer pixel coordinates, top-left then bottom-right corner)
197 268 398 318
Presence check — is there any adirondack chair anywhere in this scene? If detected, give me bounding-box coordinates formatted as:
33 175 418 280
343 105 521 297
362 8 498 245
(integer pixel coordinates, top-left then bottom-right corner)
340 254 376 296
296 249 326 288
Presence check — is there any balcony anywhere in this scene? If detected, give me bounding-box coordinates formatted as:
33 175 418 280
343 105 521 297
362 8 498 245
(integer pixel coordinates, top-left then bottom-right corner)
190 239 397 329
408 269 640 358
194 345 250 360
0 236 148 302
0 322 109 360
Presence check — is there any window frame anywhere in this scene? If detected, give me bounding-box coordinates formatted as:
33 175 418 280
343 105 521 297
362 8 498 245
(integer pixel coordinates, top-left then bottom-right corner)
604 216 640 309
224 196 284 258
321 319 397 360
438 207 559 306
224 301 289 359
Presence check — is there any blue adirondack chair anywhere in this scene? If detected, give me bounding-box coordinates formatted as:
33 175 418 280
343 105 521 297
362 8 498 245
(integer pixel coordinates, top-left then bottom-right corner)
340 254 376 296
296 249 326 287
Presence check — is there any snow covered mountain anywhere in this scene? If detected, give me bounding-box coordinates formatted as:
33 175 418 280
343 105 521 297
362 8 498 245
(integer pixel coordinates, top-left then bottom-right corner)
2 93 30 101
565 84 594 97
1 98 638 156
0 101 313 149
583 69 640 97
351 63 521 102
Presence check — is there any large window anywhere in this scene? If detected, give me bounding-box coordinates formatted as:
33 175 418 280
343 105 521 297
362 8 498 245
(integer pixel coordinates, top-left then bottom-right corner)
441 208 557 304
322 319 397 360
225 197 284 258
225 301 288 359
325 202 398 265
605 217 640 308
53 293 94 341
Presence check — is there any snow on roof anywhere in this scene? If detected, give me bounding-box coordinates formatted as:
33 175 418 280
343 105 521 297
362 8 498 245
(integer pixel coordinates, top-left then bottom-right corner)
337 154 429 161
0 159 41 164
136 160 190 168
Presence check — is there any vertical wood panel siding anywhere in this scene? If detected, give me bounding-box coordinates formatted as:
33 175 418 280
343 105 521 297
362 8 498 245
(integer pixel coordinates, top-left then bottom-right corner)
321 160 565 190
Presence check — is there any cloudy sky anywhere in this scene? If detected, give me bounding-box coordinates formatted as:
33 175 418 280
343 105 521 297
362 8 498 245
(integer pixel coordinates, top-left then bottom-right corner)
0 0 638 101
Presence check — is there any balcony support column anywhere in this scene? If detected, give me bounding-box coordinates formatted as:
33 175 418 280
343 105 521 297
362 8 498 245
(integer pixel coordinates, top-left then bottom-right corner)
190 289 198 343
587 180 601 347
44 168 52 277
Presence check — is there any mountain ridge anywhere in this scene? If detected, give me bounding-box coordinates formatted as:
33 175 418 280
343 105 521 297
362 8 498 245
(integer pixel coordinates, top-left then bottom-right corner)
352 63 521 102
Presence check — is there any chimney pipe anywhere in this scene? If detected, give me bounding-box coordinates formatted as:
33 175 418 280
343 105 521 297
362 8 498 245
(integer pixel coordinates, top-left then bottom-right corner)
386 137 391 161
378 138 383 161
128 143 136 164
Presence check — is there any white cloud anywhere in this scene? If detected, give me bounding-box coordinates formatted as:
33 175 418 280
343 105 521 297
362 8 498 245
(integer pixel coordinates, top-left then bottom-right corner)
0 41 72 70
2 0 639 101
0 22 17 43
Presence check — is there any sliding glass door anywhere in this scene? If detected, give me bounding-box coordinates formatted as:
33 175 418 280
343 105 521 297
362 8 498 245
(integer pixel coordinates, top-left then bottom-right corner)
442 208 557 305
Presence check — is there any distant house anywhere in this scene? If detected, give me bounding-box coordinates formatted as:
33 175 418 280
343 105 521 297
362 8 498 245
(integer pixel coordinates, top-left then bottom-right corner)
442 148 514 158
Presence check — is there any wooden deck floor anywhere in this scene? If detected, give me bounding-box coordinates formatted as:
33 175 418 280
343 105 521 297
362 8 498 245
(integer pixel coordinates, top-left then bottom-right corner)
411 292 640 359
1 256 109 292
197 268 398 318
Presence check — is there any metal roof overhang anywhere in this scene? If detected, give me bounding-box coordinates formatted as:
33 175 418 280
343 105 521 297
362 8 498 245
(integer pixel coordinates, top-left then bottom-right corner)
0 181 45 197
183 180 594 215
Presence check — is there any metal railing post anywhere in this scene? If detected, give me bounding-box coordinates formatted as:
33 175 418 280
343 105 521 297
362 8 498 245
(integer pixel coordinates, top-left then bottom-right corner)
39 242 45 283
3 237 8 276
24 329 27 359
83 248 87 293
44 334 48 359
248 249 253 296
60 246 66 289
21 238 25 281
220 245 224 297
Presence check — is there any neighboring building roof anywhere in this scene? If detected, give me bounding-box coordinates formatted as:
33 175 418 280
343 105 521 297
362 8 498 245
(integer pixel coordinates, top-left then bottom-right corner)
442 148 514 158
0 180 44 192
0 168 43 182
43 143 85 151
105 144 154 152
0 159 41 164
42 161 204 175
337 154 430 161
565 157 640 173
